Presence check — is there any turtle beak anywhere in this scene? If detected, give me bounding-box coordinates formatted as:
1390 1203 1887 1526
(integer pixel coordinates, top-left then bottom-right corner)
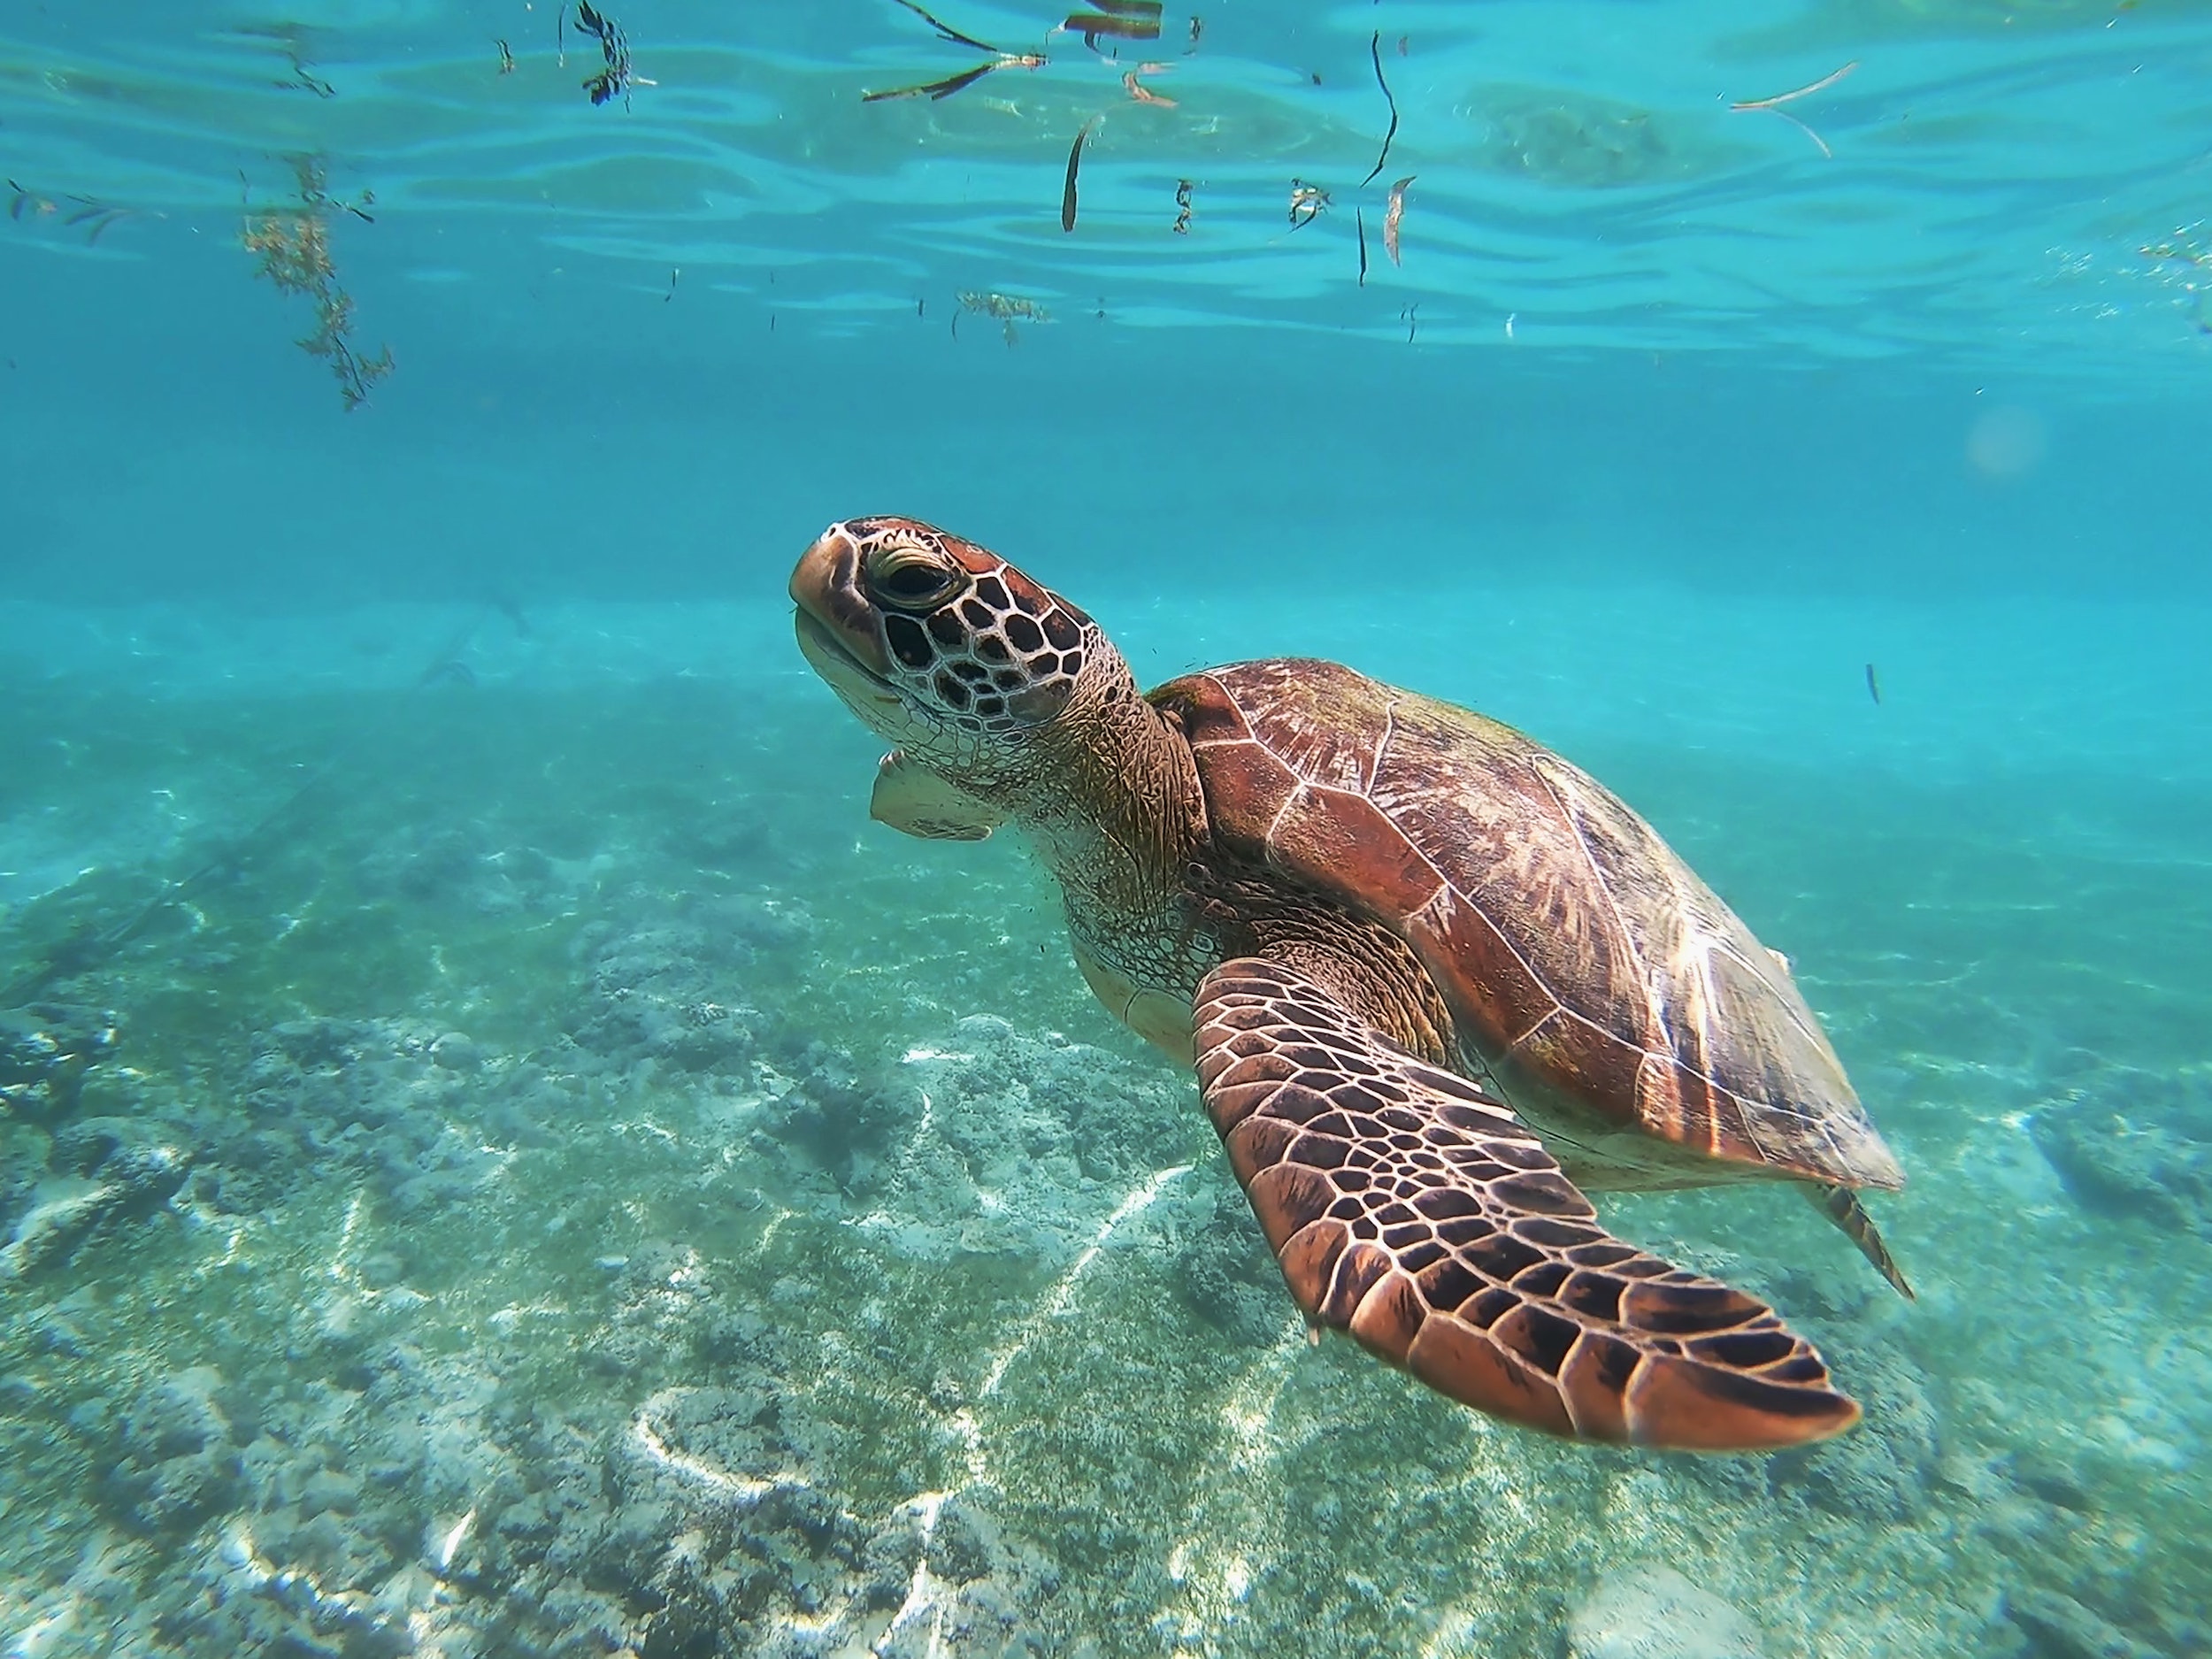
789 524 894 682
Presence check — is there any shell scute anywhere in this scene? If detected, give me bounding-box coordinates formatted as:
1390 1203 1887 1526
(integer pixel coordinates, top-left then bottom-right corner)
1165 657 1901 1192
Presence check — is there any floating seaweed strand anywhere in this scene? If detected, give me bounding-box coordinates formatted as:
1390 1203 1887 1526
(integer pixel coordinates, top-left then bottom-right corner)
573 1 655 108
1383 174 1413 265
7 180 139 245
1730 60 1856 158
1360 31 1399 187
862 0 1048 104
1062 117 1097 232
240 157 394 411
956 289 1049 346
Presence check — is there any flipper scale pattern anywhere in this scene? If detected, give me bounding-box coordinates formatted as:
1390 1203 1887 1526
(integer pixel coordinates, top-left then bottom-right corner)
1194 957 1861 1451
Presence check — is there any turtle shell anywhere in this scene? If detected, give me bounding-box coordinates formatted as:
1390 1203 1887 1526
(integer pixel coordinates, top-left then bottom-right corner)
1152 657 1902 1194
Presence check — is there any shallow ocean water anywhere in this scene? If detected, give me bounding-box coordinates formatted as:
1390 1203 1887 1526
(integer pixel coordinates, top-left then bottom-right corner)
4 2 2212 1655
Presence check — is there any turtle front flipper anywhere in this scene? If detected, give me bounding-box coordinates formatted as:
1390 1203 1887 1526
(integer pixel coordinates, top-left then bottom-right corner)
871 749 1004 841
1194 958 1861 1452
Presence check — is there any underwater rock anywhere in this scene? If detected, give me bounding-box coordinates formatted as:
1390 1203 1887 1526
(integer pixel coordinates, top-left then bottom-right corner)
0 1133 188 1280
1567 1564 1763 1659
756 1037 920 1195
227 1017 518 1213
0 1000 119 1121
2006 1585 2172 1659
573 916 767 1072
1175 1183 1293 1348
2032 1072 2212 1236
104 1366 244 1533
357 818 558 917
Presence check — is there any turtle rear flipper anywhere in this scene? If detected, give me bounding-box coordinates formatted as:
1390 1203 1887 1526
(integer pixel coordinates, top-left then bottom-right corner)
1195 957 1861 1452
1809 1182 1914 1300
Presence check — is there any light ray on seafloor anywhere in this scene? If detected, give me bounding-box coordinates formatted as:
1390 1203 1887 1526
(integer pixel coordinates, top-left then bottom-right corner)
979 1162 1194 1398
628 1387 819 1504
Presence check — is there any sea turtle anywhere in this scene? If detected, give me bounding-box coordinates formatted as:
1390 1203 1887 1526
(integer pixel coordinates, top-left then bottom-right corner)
789 517 1908 1451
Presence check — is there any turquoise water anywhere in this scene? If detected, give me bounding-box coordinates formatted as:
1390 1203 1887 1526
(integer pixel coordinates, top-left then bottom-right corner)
4 2 2211 1655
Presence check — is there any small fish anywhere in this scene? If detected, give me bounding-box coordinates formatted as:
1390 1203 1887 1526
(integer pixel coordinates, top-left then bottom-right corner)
1397 35 1409 55
1401 301 1419 343
1287 179 1328 229
918 296 926 319
1356 208 1368 287
1171 177 1193 234
1186 14 1202 52
495 37 517 74
1062 117 1095 232
1865 664 1882 706
664 266 679 302
1383 173 1413 265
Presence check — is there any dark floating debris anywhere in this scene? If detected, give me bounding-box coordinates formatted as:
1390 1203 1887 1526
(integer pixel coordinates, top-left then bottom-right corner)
574 1 652 108
1731 59 1855 159
863 0 1048 104
1384 174 1413 265
1356 207 1368 286
229 22 337 96
1171 177 1193 234
1865 663 1882 706
956 289 1049 346
240 156 394 411
495 37 518 75
1287 178 1328 230
1062 117 1095 232
1361 30 1399 187
1063 0 1163 50
6 180 140 245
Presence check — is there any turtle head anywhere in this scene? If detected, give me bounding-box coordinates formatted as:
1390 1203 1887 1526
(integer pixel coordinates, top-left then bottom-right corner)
789 517 1124 787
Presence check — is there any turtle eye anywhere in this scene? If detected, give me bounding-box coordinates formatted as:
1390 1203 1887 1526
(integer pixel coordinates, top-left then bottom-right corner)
864 544 964 613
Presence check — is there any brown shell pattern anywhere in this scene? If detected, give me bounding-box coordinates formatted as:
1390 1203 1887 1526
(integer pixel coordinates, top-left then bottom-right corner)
1156 658 1902 1192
